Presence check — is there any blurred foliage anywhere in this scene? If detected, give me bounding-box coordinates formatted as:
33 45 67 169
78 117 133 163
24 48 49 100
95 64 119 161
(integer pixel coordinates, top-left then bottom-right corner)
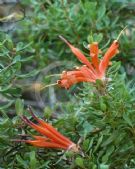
16 0 135 70
0 0 135 168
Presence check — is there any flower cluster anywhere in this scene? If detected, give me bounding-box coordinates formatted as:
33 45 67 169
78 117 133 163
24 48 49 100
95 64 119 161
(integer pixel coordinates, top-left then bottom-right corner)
57 36 119 89
16 35 120 154
17 108 79 152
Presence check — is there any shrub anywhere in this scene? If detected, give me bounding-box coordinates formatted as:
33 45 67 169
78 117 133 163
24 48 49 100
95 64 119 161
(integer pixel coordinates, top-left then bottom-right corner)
0 0 135 168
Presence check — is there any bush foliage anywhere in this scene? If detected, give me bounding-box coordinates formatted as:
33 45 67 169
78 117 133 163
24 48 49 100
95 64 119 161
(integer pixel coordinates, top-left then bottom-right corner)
0 0 135 168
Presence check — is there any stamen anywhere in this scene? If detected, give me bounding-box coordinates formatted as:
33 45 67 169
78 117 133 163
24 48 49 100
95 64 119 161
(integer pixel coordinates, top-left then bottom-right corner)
40 83 58 90
45 74 61 78
116 26 127 41
59 35 70 45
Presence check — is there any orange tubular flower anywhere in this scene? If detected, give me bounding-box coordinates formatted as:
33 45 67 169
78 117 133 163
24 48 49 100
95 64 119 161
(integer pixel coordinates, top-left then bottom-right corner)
17 109 79 153
57 36 119 89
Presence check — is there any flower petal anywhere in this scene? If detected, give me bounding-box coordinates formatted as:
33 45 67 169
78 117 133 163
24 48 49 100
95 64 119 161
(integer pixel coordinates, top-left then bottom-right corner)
99 40 119 76
90 42 99 71
28 108 73 145
25 140 68 149
59 36 96 73
21 116 71 147
57 74 95 89
32 135 50 141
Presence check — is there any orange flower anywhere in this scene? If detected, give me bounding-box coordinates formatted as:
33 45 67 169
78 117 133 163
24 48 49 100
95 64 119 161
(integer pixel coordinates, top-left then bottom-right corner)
57 36 119 89
16 109 79 153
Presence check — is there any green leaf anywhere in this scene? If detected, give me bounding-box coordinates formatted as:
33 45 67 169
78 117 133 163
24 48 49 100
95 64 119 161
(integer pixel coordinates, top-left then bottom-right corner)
0 101 14 111
30 151 37 169
16 155 28 168
123 113 133 127
102 146 114 163
16 42 33 52
12 55 21 64
93 33 103 43
16 69 39 78
0 118 10 128
83 121 94 136
97 4 106 20
99 98 107 111
93 135 103 152
87 33 103 43
101 131 118 147
6 39 14 50
75 157 85 168
15 99 24 116
82 139 90 151
19 55 34 62
100 164 109 169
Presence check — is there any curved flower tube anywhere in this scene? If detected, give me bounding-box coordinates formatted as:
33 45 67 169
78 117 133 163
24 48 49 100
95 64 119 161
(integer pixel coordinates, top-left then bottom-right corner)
57 36 119 89
16 108 79 153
